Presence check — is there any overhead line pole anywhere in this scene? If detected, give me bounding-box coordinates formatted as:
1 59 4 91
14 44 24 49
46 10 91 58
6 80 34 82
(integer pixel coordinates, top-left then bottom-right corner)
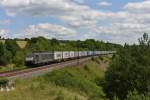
77 40 79 65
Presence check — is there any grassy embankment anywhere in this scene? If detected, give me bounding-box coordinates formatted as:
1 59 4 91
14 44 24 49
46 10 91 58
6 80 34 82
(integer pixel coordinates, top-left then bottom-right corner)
0 56 112 100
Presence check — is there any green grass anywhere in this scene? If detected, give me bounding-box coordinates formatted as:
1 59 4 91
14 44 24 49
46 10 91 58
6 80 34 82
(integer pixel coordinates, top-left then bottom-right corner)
0 56 110 100
0 78 87 100
44 60 107 100
0 64 26 73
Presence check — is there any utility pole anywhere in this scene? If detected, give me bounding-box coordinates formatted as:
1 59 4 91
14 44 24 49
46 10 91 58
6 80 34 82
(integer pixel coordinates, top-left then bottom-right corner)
77 40 80 65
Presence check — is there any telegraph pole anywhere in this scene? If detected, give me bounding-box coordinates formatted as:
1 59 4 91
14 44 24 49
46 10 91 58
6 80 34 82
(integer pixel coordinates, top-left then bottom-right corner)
77 40 80 65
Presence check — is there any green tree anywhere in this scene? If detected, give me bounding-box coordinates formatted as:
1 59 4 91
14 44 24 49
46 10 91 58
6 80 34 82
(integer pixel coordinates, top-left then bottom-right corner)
5 39 20 56
104 33 150 99
13 51 25 67
0 43 12 65
27 37 50 51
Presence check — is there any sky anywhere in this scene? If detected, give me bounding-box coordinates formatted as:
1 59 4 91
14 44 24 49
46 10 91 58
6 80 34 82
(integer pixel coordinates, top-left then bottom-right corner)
0 0 149 44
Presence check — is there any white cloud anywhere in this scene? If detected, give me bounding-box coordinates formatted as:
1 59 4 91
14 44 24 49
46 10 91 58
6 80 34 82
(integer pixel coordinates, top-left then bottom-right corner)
98 1 112 7
1 0 150 44
0 0 92 17
124 0 150 13
0 0 101 27
0 29 9 38
16 23 77 39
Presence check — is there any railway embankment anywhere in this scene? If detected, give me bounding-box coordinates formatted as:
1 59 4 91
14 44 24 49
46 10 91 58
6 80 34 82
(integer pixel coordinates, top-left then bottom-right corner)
0 56 111 100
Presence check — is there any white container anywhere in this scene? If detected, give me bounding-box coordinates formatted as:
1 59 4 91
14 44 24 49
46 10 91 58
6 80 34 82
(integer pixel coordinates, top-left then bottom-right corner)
63 51 70 59
74 51 79 58
70 51 75 58
54 51 63 60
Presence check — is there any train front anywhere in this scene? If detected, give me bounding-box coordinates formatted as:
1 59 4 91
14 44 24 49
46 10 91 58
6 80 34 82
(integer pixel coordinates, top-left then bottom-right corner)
25 53 34 65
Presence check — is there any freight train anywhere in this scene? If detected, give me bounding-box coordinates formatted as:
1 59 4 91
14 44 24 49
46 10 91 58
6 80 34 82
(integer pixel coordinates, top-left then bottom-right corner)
25 51 116 65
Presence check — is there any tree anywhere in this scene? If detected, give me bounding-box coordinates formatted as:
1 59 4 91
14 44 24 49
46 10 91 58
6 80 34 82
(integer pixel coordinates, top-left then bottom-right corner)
5 39 20 56
13 51 25 67
0 43 12 65
104 33 150 99
27 37 50 51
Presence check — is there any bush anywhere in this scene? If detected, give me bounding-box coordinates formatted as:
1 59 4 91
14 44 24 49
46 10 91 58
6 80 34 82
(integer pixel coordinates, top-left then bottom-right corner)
0 43 12 65
5 39 20 56
83 65 90 72
126 90 150 100
0 78 9 87
104 33 150 99
13 51 25 67
54 90 65 100
44 68 105 99
99 56 104 61
91 57 100 64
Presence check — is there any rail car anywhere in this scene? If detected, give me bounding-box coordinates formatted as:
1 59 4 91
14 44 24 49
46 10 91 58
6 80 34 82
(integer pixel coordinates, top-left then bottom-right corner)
25 51 116 65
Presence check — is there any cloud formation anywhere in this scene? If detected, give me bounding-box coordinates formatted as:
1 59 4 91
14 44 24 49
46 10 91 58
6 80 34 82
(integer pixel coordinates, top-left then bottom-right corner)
98 1 112 7
16 23 76 39
0 29 9 38
0 0 150 44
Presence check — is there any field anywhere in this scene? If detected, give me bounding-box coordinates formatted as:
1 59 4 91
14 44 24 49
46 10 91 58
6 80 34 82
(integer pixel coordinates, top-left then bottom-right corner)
0 56 111 100
0 40 5 43
16 41 27 48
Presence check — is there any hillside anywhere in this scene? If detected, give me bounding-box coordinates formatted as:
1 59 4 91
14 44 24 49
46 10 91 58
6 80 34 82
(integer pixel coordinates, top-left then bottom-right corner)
0 56 111 100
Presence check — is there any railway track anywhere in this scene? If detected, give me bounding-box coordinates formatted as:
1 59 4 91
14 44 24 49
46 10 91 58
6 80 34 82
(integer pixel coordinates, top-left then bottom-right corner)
0 57 91 80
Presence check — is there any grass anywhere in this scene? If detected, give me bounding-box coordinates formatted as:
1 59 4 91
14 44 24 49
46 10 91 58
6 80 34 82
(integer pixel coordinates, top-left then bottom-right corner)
0 56 111 100
0 78 87 100
44 60 106 100
0 64 26 73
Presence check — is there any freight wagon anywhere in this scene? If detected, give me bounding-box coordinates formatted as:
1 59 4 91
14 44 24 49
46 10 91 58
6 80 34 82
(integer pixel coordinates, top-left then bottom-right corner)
26 51 115 65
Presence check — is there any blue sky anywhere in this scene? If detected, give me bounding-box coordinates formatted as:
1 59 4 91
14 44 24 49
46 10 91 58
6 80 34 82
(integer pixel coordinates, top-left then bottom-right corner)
0 0 149 44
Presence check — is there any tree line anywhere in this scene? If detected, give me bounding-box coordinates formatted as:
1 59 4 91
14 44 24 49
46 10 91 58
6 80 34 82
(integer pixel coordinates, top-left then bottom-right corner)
0 37 121 67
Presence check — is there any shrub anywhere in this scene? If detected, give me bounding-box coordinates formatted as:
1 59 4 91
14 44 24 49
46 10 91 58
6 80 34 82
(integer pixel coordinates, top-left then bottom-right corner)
104 33 150 99
13 51 25 67
83 65 90 72
44 68 105 99
0 78 9 87
99 56 104 61
126 90 150 100
54 90 65 100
